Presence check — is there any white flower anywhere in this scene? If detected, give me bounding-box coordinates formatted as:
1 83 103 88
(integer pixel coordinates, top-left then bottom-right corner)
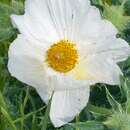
8 0 130 127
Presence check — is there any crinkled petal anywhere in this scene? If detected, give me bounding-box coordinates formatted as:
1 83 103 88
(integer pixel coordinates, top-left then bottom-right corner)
11 0 91 42
50 87 90 127
97 38 130 62
8 35 51 103
76 5 130 62
84 55 122 85
11 14 59 44
53 76 95 90
75 6 118 43
70 54 122 85
79 38 130 63
42 0 90 39
11 0 60 43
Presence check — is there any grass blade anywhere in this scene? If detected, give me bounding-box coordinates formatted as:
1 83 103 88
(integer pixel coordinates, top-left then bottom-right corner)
41 92 54 130
1 106 17 130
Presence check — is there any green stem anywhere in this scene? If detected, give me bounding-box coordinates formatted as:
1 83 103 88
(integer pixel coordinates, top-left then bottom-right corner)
76 114 80 130
13 106 46 123
41 92 54 130
1 107 17 130
20 87 29 130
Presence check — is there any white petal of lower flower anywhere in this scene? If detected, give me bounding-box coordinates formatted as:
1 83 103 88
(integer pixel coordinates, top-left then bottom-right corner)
8 35 51 103
50 87 90 127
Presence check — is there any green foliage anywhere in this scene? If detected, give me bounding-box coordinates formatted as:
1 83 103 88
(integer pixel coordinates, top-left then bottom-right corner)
87 104 112 116
92 0 130 32
0 0 130 130
105 87 122 112
103 77 130 130
104 112 130 130
67 121 105 130
0 1 24 42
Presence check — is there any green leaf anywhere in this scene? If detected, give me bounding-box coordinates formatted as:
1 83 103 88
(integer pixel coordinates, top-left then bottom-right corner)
1 106 17 130
0 2 24 42
102 0 112 5
103 3 130 32
104 112 130 130
41 92 54 130
126 93 130 113
68 121 105 130
124 79 130 113
0 4 15 42
105 87 122 112
118 76 130 113
103 4 130 31
91 0 103 6
119 76 128 99
92 0 130 32
0 91 7 109
61 125 74 130
87 104 112 116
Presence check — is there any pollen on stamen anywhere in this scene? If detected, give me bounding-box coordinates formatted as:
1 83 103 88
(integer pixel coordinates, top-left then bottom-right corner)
46 39 78 73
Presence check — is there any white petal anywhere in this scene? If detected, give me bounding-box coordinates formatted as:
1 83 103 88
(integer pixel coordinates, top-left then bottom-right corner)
80 37 130 63
11 0 59 43
76 6 118 43
69 54 122 85
42 68 96 91
99 38 130 62
11 0 91 42
8 35 51 103
50 87 90 127
36 86 52 104
76 5 130 62
24 0 62 39
83 55 122 85
43 0 90 39
11 14 59 43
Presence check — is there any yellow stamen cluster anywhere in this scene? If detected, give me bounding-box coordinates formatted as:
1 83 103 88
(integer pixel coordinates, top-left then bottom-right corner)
46 40 78 73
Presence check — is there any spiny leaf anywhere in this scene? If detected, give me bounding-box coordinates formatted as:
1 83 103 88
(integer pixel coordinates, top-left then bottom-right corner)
105 87 123 112
103 4 130 32
68 121 105 130
102 0 112 5
104 112 130 130
119 76 130 113
92 0 130 32
87 104 112 116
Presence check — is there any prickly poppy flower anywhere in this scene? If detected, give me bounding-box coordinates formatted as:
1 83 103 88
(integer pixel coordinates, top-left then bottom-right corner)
8 0 130 127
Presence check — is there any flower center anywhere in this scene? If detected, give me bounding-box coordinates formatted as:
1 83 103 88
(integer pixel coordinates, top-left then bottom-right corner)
46 40 78 73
